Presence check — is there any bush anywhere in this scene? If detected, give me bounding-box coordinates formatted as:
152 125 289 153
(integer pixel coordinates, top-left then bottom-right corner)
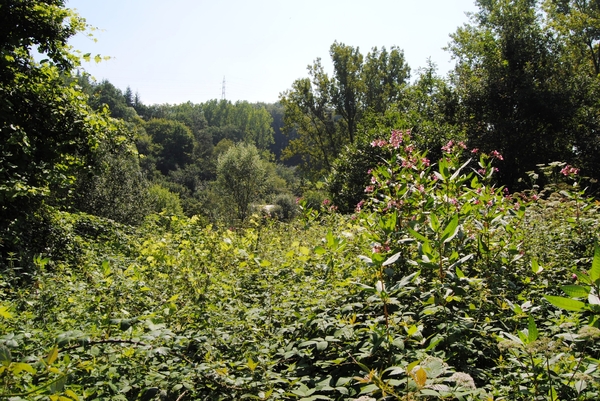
148 184 184 216
273 193 298 221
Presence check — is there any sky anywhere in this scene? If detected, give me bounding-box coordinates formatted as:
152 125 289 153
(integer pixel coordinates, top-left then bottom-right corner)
66 0 479 105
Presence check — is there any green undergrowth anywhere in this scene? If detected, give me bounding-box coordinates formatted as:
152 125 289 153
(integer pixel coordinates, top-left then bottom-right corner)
2 132 600 401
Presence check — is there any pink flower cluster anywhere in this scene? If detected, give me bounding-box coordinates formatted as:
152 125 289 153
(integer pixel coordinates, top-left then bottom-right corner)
371 139 387 148
441 140 467 153
560 165 579 176
371 129 411 149
490 150 504 160
389 129 404 149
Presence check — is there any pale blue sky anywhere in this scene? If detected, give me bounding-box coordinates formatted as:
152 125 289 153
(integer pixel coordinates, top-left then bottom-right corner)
66 0 478 105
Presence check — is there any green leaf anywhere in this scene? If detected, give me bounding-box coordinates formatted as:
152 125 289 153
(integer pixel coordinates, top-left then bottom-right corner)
382 251 402 267
429 214 440 232
47 345 59 365
441 214 459 243
544 295 587 311
450 158 472 181
12 362 36 375
0 345 12 366
561 285 590 298
531 259 543 274
313 246 327 255
50 375 67 394
316 341 328 351
407 226 428 243
590 244 600 284
0 304 12 319
247 357 258 372
528 315 538 343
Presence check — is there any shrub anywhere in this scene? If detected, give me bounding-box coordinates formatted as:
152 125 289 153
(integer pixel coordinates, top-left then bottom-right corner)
148 184 184 216
273 193 298 221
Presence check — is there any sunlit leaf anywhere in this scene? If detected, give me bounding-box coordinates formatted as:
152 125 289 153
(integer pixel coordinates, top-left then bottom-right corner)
544 295 587 311
441 214 459 243
528 315 538 343
0 345 11 366
561 285 590 298
12 362 36 375
590 244 600 284
46 345 59 365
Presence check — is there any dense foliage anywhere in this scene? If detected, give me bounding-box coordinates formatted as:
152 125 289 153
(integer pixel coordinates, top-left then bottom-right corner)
2 132 599 400
2 1 600 400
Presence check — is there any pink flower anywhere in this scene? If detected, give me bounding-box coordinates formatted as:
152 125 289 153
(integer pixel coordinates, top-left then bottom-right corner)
365 185 375 193
491 150 503 160
441 140 454 153
471 148 479 154
421 157 430 167
371 139 387 148
560 165 579 176
389 130 403 148
355 200 365 212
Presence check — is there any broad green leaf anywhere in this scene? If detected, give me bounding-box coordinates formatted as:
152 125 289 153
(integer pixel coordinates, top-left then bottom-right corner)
407 325 418 336
316 341 328 351
47 345 59 365
441 214 459 243
429 214 440 232
50 375 67 394
528 315 538 343
420 389 441 396
12 362 36 375
407 360 420 374
544 295 587 311
590 244 600 284
561 285 590 298
382 251 402 267
407 226 428 243
450 158 472 181
0 345 11 366
247 357 258 372
313 246 327 255
0 304 12 319
455 266 465 278
575 379 588 394
531 259 543 274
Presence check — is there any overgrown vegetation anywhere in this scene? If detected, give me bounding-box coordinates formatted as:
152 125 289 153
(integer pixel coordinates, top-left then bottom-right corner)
2 0 600 400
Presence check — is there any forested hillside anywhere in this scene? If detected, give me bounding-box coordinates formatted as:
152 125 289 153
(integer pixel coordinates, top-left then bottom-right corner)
1 1 600 400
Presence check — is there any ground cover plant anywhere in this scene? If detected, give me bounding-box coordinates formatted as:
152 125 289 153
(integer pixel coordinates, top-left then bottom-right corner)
1 130 599 400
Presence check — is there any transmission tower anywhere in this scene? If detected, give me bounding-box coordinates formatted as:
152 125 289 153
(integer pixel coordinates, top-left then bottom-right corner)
221 76 226 100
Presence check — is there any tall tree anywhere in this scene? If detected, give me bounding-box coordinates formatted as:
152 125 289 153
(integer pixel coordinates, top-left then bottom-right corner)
280 42 410 178
448 0 576 189
544 0 600 182
216 142 267 222
0 0 130 263
144 119 194 174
